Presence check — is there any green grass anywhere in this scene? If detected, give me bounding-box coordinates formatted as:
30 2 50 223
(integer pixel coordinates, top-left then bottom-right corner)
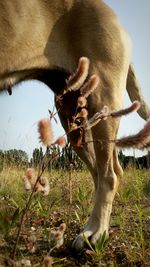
0 167 150 266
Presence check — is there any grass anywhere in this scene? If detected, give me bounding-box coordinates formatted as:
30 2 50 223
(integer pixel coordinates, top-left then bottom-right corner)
0 166 150 266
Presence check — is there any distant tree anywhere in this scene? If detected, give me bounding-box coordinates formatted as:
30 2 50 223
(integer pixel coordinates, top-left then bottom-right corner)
136 153 150 169
118 150 126 168
57 144 86 170
147 151 150 168
118 150 150 169
118 150 136 169
3 149 28 167
0 150 4 171
32 147 43 167
31 143 86 171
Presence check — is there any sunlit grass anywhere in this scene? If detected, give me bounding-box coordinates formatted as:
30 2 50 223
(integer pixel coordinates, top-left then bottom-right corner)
0 167 149 266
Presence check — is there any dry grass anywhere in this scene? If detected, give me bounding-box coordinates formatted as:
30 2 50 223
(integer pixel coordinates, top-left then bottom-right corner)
0 167 150 266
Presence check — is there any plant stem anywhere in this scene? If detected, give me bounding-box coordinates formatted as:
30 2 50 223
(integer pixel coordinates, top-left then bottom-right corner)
11 153 51 260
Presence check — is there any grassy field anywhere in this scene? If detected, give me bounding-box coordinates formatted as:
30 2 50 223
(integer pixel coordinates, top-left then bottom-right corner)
0 167 150 266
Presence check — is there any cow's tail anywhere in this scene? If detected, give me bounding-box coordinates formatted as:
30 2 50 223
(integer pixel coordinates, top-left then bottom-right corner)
126 64 150 120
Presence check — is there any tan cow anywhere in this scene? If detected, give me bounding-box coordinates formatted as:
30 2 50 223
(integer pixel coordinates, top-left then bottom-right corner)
0 0 149 250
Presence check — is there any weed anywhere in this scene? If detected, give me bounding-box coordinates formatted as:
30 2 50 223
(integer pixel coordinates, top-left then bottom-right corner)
117 187 133 203
75 186 92 224
83 231 108 265
0 207 19 238
0 168 150 266
143 179 150 196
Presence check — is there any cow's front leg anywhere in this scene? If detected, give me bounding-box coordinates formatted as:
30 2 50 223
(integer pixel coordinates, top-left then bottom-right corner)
73 120 119 251
73 158 118 250
54 57 122 250
56 94 120 251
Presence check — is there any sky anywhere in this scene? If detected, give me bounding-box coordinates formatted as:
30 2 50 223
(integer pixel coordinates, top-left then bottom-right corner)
0 0 150 159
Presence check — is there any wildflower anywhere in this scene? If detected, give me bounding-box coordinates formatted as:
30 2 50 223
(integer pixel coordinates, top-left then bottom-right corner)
40 176 48 186
80 74 100 98
76 108 88 119
40 177 50 196
25 235 37 254
38 118 53 146
43 256 53 267
22 176 32 191
25 168 34 180
83 106 110 130
69 122 78 132
55 223 66 248
34 181 44 193
59 223 67 233
51 211 61 223
20 259 31 266
52 136 66 148
66 57 90 91
34 177 50 195
99 105 110 120
80 108 88 119
77 96 87 107
49 223 66 250
49 230 57 241
143 118 150 135
54 231 64 248
83 112 102 130
115 118 150 149
127 100 141 112
111 100 141 117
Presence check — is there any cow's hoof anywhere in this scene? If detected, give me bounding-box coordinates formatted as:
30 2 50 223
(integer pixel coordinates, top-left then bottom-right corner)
72 235 84 251
90 229 109 244
72 229 109 251
72 230 94 251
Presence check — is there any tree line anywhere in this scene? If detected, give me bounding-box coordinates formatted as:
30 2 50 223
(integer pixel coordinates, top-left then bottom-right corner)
0 147 150 171
0 144 86 171
118 151 150 169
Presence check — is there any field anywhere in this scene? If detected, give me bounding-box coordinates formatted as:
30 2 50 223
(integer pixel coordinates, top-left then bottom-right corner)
0 167 150 266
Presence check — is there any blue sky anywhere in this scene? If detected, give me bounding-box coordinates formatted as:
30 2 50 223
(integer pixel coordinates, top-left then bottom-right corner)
0 0 150 159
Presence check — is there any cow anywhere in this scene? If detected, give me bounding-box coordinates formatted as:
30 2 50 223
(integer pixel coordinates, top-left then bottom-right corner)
0 0 149 251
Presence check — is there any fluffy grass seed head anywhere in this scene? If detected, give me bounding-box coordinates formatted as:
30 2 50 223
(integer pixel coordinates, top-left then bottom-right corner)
100 105 110 120
38 118 53 146
66 57 90 91
77 96 87 108
25 168 34 180
40 177 50 196
54 231 64 248
83 112 102 130
111 100 141 118
131 100 141 112
43 256 53 267
59 223 67 233
22 176 32 191
40 176 49 186
77 108 88 119
80 74 100 98
53 136 66 148
35 181 44 193
34 177 50 195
